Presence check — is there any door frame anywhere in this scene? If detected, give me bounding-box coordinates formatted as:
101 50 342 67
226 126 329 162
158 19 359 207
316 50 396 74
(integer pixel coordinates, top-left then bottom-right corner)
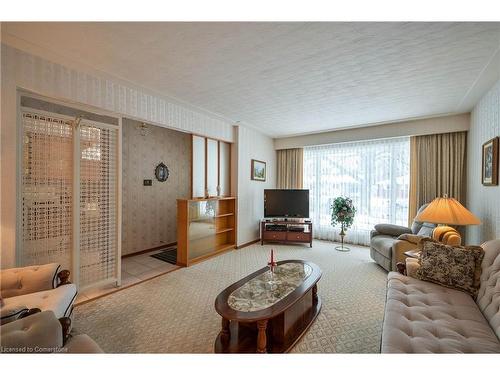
16 90 122 290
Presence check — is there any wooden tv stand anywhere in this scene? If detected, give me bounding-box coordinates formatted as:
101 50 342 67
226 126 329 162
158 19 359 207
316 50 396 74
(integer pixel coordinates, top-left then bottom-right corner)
260 219 313 247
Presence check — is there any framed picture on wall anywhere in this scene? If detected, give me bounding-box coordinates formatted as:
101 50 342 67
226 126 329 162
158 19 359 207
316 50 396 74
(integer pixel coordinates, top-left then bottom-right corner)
482 137 499 186
251 159 266 181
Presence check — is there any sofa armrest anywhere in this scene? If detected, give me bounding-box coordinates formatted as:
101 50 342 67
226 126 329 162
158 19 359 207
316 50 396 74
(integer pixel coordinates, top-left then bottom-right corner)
405 258 421 278
374 224 412 237
396 233 428 245
1 263 62 298
370 229 381 239
63 334 103 353
58 316 72 345
396 262 406 275
56 269 71 287
391 239 420 271
1 303 29 325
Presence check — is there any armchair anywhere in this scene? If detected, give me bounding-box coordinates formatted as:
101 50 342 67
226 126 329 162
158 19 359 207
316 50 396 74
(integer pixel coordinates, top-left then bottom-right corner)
1 263 77 325
370 204 435 271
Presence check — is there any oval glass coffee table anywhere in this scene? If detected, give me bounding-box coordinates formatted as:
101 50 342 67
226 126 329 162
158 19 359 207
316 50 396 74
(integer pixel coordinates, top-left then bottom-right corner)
214 260 322 353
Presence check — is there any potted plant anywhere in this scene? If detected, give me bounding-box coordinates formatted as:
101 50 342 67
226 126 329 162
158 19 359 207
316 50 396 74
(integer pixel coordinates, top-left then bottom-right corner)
331 196 356 251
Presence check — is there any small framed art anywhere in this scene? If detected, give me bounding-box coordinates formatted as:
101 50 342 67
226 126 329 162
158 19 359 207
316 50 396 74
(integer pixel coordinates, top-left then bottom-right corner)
482 137 499 186
251 159 266 182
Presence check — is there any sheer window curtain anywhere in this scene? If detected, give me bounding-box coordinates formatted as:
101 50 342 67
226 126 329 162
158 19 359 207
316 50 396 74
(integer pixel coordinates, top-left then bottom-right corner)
303 137 410 246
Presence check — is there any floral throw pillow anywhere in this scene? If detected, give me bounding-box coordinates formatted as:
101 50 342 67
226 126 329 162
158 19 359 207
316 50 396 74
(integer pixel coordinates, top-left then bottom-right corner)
415 239 484 297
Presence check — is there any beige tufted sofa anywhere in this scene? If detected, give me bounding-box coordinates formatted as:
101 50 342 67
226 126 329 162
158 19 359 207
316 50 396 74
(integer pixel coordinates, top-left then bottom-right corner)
1 263 77 325
381 239 500 353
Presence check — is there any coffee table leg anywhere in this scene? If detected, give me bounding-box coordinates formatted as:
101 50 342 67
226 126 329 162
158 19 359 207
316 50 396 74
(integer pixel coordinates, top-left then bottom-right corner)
221 318 230 343
256 320 268 353
313 284 318 304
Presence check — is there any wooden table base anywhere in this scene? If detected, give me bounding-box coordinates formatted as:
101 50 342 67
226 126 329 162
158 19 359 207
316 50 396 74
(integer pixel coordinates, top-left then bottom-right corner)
214 291 322 353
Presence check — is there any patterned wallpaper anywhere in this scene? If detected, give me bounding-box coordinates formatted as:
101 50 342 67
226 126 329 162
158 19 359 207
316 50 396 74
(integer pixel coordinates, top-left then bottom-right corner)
466 79 500 245
236 125 277 245
2 45 234 141
121 119 191 255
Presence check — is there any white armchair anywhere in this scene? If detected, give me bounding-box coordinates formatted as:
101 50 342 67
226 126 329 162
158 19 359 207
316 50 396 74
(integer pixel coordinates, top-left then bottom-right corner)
1 310 102 353
1 263 77 325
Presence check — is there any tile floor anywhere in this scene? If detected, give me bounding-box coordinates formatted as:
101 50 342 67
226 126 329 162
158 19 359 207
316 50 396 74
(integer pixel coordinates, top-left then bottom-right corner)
75 249 179 304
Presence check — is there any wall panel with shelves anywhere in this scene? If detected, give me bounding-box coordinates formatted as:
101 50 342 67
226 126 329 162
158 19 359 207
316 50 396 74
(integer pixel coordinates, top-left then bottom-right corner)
177 197 237 266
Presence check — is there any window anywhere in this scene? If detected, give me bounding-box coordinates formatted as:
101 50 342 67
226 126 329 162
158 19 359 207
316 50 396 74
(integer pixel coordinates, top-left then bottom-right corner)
303 137 410 246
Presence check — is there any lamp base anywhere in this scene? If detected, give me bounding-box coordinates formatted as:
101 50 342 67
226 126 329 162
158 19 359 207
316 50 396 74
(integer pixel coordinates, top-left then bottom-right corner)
432 226 461 246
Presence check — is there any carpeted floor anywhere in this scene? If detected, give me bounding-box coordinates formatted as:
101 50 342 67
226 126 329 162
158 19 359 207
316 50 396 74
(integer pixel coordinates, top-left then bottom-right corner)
73 240 388 353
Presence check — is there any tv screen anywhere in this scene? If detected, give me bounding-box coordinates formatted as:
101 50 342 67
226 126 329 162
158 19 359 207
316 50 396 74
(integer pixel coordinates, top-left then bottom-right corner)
264 189 309 218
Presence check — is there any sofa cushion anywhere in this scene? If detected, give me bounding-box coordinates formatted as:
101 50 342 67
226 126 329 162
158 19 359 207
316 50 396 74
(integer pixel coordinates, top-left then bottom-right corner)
410 204 435 234
382 272 500 353
416 240 484 297
476 239 500 341
2 284 77 319
370 235 396 259
416 223 435 237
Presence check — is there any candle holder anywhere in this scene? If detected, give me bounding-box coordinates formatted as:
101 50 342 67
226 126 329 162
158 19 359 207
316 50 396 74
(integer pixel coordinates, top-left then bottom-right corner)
267 249 277 290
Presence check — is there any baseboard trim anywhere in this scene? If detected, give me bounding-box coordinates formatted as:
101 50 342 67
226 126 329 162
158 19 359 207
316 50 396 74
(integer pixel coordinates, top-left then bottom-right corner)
236 238 260 249
122 242 177 258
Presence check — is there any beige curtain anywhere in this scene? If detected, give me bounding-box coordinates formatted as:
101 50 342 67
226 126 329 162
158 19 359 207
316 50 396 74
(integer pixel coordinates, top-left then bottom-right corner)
408 131 467 224
277 148 304 189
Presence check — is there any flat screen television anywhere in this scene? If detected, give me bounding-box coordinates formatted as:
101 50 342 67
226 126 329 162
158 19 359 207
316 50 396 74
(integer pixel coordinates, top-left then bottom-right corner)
264 189 309 218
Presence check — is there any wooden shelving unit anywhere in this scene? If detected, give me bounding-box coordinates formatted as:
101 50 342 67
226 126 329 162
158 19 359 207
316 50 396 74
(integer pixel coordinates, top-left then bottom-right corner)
177 197 237 266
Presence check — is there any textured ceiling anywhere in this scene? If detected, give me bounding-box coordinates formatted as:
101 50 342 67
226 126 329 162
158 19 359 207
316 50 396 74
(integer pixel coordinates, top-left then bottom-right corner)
3 22 500 137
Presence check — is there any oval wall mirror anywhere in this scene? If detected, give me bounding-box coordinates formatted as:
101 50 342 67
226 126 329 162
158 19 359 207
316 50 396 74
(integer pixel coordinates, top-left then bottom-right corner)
155 162 169 182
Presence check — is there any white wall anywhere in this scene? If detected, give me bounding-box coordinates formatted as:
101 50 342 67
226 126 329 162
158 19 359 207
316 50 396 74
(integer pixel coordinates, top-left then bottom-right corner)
466 79 500 245
0 44 234 268
235 126 276 246
274 113 470 149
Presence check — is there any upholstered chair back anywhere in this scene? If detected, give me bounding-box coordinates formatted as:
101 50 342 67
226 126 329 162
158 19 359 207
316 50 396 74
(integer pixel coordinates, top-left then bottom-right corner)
476 239 500 341
0 263 60 298
410 204 436 236
0 310 63 350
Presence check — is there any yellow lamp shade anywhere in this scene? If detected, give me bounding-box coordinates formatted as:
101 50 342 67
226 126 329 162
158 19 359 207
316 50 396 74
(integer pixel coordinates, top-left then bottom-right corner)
415 196 481 226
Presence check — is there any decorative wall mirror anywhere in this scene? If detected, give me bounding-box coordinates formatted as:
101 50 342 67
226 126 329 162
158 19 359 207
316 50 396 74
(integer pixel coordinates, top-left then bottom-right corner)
155 162 170 182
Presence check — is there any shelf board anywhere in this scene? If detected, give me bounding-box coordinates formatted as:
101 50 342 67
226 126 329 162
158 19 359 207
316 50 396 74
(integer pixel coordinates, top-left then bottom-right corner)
187 243 236 266
216 228 234 234
189 230 217 241
189 218 215 223
216 213 234 218
214 243 236 252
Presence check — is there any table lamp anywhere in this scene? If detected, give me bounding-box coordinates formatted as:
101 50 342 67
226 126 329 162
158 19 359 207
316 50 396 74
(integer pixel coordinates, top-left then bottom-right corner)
414 195 481 246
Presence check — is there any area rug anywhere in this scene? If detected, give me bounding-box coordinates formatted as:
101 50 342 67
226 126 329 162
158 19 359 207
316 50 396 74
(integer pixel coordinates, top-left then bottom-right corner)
73 240 387 353
150 247 177 265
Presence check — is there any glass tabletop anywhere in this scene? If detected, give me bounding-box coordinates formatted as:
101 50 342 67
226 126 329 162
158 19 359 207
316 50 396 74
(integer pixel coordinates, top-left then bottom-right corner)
227 262 313 312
